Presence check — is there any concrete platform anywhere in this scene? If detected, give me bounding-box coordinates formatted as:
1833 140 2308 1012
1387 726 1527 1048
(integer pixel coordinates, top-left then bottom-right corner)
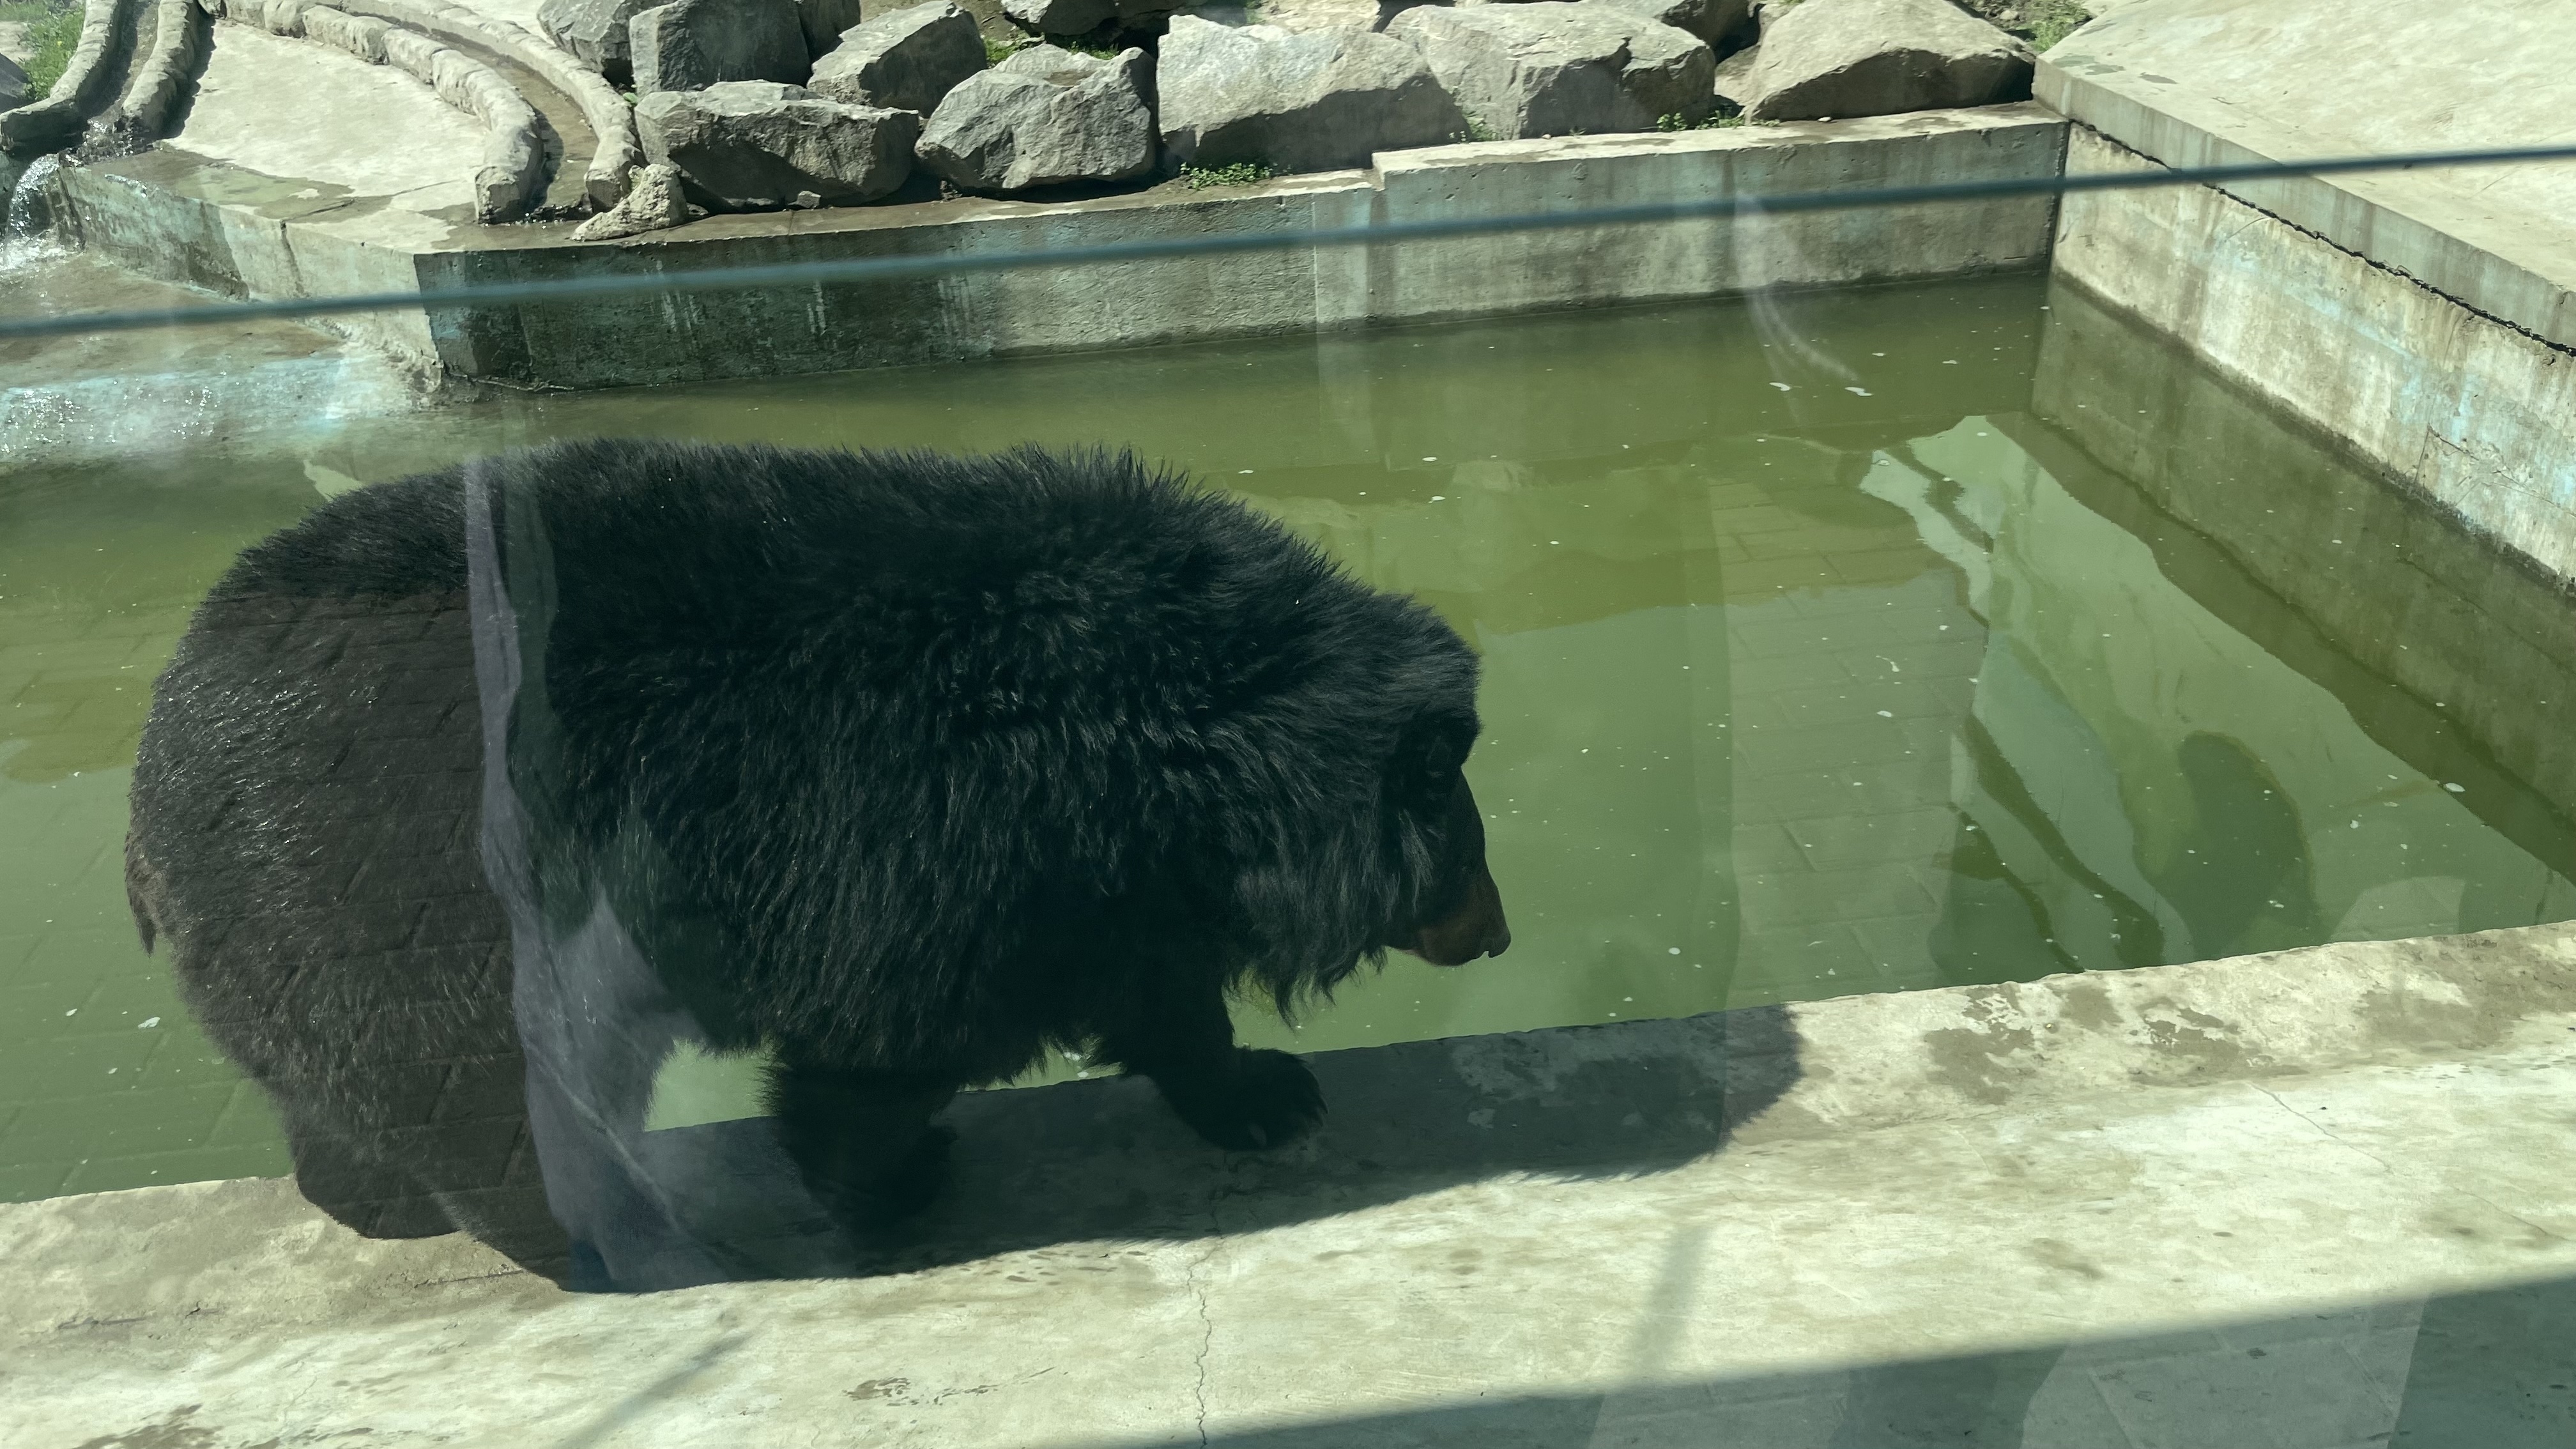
2037 0 2576 586
175 21 487 215
49 103 2066 387
9 924 2576 1446
2042 0 2576 349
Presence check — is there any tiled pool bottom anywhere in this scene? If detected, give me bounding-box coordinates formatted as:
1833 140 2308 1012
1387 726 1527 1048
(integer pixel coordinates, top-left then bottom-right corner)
6 273 2573 1197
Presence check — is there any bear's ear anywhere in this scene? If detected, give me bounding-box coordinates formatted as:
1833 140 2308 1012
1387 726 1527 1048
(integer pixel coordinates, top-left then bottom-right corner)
1386 709 1475 813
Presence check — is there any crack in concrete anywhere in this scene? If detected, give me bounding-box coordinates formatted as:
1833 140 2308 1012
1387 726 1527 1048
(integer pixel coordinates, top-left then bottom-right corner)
1188 1246 1216 1448
1187 1180 1226 1447
2250 1082 2572 1245
2250 1083 2404 1176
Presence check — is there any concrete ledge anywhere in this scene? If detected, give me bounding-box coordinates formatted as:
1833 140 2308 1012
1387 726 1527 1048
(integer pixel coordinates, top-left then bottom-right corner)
2037 0 2576 351
8 924 2576 1446
50 104 2066 388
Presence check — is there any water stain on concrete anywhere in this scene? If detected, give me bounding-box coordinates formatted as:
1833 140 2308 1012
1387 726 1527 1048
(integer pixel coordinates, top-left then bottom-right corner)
2135 1000 2256 1077
2023 1237 2108 1280
1922 990 2043 1105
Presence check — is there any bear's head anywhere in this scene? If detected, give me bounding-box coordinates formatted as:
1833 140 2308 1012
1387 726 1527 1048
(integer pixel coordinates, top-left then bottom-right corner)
1379 709 1510 968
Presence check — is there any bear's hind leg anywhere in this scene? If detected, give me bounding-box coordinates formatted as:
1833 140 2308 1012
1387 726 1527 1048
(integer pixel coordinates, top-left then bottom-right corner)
1100 974 1324 1152
285 1117 456 1240
765 1062 958 1230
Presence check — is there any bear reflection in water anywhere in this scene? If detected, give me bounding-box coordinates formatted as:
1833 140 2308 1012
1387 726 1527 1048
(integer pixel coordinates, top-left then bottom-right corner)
125 440 1510 1291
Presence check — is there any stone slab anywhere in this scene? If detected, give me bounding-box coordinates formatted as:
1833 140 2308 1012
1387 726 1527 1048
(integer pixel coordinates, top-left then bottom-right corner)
0 250 429 466
8 924 2576 1446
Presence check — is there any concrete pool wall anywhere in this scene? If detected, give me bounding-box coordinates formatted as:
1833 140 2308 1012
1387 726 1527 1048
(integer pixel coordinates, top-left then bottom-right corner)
49 105 2067 388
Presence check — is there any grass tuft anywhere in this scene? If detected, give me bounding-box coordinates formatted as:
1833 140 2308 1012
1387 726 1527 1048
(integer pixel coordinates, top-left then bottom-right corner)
3 0 84 100
1657 111 1756 132
1179 161 1276 190
2026 0 2091 50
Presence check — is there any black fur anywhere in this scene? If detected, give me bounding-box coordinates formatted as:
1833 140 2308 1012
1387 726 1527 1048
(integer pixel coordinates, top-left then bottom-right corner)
126 439 1504 1280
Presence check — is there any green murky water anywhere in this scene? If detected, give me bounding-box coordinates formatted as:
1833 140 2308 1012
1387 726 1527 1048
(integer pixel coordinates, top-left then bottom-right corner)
8 273 2575 1195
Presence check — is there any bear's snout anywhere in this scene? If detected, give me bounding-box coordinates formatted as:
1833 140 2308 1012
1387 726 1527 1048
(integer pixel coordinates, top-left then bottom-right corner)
1404 864 1510 966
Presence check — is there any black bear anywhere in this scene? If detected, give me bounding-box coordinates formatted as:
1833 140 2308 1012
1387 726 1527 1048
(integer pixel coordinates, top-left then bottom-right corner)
126 438 1510 1287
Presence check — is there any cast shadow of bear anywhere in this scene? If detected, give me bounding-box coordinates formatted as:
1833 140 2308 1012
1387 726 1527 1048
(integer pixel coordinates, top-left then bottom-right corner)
631 1004 1802 1282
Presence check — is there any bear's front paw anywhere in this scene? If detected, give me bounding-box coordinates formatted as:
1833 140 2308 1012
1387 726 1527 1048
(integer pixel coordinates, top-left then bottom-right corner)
816 1123 956 1230
1163 1048 1326 1151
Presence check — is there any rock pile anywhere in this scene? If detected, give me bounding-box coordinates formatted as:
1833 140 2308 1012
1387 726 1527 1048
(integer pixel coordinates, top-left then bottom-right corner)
1158 15 1462 173
636 79 920 206
919 43 1158 190
1737 0 2032 121
809 0 986 112
1384 2 1713 139
630 0 811 93
544 0 2069 238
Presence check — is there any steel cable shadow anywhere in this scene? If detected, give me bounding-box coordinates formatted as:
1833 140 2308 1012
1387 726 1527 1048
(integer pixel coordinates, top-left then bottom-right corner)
1089 1271 2576 1448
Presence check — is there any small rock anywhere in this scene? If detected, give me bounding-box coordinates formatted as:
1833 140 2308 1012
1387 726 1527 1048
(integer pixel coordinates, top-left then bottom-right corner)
0 52 29 112
636 80 922 207
571 162 694 239
1584 0 1748 47
917 44 1154 192
1744 0 2032 122
1384 3 1713 139
810 1 986 114
629 0 811 95
1158 15 1464 174
537 0 658 77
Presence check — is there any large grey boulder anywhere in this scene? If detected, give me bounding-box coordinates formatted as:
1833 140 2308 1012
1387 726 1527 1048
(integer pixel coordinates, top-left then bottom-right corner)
636 80 921 206
1743 0 2031 121
1000 0 1182 38
537 0 657 77
1384 3 1713 139
1158 15 1464 174
629 0 810 95
1 51 30 111
917 44 1153 192
794 0 863 56
809 1 986 114
1583 0 1748 47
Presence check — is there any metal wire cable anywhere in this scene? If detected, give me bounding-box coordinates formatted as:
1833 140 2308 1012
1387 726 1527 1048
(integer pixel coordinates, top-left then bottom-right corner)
4 141 2574 342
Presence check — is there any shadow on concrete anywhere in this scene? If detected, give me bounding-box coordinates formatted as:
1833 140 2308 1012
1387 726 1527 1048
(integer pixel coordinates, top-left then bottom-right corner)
1092 1272 2576 1448
646 1004 1802 1280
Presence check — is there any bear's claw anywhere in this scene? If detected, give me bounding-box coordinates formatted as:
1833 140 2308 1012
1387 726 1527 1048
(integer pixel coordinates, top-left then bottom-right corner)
1167 1048 1326 1153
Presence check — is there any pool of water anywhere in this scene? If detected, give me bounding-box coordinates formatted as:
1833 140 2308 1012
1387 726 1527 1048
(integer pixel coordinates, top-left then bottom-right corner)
8 272 2575 1197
